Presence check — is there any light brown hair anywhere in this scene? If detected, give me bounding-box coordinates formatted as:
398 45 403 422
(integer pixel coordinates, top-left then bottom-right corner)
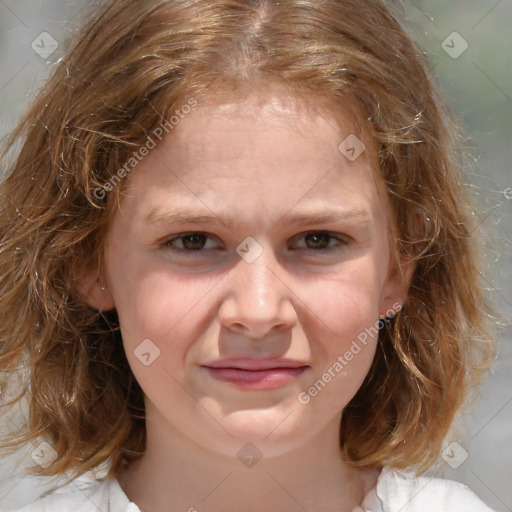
0 0 495 482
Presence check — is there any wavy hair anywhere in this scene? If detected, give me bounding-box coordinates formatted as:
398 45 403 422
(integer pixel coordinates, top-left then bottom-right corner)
0 0 495 482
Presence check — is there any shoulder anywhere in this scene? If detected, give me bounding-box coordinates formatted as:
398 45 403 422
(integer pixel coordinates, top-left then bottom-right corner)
7 474 137 512
374 467 496 512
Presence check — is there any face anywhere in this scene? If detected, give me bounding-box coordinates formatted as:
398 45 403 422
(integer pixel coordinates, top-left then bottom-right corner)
85 89 408 459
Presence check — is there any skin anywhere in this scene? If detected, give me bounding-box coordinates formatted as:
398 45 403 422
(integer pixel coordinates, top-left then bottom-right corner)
82 87 412 512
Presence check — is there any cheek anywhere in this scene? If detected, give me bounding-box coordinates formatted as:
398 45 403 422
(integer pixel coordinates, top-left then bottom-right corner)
108 265 219 398
306 256 382 340
298 258 382 401
110 263 218 349
105 243 228 389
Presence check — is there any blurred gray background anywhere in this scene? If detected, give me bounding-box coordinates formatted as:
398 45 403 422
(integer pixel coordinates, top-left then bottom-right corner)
0 0 510 510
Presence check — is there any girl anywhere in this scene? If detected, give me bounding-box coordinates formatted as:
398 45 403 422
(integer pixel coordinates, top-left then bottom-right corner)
0 0 498 510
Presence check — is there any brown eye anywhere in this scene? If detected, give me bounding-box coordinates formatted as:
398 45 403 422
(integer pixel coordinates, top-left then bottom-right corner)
179 234 207 250
295 232 347 253
304 233 331 249
163 233 213 252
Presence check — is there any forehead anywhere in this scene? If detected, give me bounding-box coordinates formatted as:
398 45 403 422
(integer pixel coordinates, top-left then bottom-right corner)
152 89 372 177
175 87 366 153
119 89 388 227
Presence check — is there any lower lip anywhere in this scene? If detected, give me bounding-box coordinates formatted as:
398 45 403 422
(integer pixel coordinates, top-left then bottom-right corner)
204 367 307 390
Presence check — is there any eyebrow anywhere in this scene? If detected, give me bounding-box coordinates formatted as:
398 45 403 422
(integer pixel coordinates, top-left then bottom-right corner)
143 206 372 230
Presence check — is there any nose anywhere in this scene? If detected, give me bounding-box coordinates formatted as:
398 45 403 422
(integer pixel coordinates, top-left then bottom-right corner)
218 248 297 339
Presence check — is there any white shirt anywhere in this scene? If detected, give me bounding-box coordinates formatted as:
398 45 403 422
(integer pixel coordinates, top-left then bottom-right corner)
8 466 496 512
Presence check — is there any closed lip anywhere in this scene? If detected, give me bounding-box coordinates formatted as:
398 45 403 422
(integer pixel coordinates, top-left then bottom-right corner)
202 358 309 371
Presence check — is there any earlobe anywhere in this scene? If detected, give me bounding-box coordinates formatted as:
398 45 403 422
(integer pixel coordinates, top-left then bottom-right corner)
75 268 116 311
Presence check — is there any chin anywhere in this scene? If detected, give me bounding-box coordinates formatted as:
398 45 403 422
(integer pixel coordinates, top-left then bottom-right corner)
207 412 310 458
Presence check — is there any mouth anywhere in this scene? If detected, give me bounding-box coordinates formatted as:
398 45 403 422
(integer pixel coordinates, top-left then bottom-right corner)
201 358 309 390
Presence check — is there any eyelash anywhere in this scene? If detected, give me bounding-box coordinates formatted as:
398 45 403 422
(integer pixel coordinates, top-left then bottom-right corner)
160 231 349 256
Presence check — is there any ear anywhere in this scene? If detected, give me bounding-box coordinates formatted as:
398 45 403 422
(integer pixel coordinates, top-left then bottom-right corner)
378 252 416 318
75 267 116 311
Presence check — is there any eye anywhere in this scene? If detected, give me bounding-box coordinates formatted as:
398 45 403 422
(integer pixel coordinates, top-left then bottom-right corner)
161 233 219 254
293 232 349 253
160 231 349 258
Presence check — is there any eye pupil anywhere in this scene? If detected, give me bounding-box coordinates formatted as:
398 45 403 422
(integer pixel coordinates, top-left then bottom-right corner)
305 233 330 249
182 234 206 250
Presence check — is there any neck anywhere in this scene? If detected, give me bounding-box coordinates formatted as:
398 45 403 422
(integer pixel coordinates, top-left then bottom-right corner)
116 412 379 512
